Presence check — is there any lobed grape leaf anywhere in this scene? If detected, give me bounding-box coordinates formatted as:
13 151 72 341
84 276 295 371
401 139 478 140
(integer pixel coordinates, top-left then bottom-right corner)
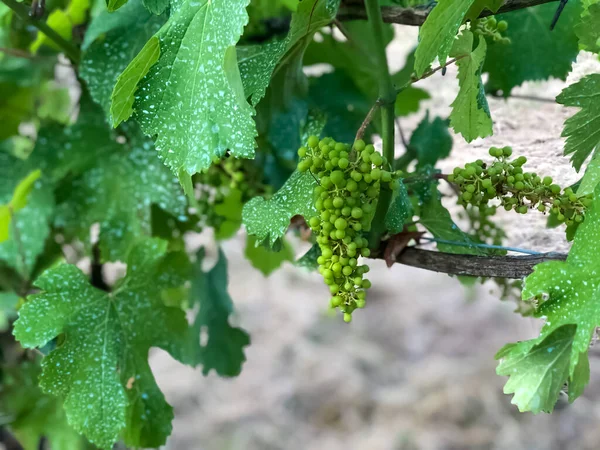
556 74 600 172
483 1 581 96
80 0 165 117
414 0 475 77
497 184 600 412
0 153 54 277
54 123 187 262
242 170 317 247
14 239 193 449
191 247 250 376
112 0 256 176
496 325 576 414
449 31 493 143
0 361 92 450
245 234 294 276
576 2 600 53
239 0 340 106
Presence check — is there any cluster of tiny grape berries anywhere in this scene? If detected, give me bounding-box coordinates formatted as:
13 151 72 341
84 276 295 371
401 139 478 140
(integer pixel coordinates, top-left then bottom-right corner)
297 136 401 323
459 203 505 246
448 146 592 226
475 17 510 43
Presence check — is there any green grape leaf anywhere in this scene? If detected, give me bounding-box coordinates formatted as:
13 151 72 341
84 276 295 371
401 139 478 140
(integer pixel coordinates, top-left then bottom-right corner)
55 123 187 262
192 247 250 376
81 0 164 117
578 157 600 196
0 291 19 331
1 361 92 450
242 170 316 247
143 0 169 14
385 181 411 235
556 74 600 172
245 234 294 276
295 243 321 271
214 188 244 240
449 31 493 143
395 86 430 117
414 0 475 77
497 184 600 412
304 20 392 100
576 2 600 53
409 112 453 168
484 1 581 96
465 0 503 20
308 71 374 143
112 0 256 176
0 169 41 243
14 239 193 449
496 325 576 414
239 0 340 106
0 153 54 276
107 0 128 12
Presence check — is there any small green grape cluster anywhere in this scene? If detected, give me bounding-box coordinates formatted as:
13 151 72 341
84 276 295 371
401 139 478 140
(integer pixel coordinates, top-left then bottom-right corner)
459 203 506 247
298 136 399 323
449 146 592 226
195 157 268 229
475 17 510 44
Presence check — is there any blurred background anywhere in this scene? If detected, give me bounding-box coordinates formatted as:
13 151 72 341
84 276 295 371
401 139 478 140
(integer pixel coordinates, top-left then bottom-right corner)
143 25 600 450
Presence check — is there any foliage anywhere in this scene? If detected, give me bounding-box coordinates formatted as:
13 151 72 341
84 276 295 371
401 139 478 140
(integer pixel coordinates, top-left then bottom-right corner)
0 0 599 446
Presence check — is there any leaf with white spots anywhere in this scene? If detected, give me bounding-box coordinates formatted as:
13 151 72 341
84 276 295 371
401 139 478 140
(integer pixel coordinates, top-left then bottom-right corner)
81 0 165 117
238 0 340 106
113 0 257 176
13 239 193 449
191 247 250 376
556 74 600 172
449 31 493 143
578 157 600 196
242 169 316 248
55 122 187 262
497 184 600 412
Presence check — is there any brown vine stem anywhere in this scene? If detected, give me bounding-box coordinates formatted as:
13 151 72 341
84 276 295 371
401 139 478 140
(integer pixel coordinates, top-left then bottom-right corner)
0 0 80 63
372 247 567 279
337 0 560 25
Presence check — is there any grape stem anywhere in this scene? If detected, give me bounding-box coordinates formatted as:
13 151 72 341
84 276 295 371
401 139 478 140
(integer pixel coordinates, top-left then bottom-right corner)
362 0 396 249
0 0 80 63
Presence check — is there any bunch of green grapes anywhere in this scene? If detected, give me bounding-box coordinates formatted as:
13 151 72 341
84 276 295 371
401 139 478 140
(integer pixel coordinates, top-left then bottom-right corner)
298 136 400 323
474 17 510 43
449 146 592 226
458 203 506 247
195 157 269 230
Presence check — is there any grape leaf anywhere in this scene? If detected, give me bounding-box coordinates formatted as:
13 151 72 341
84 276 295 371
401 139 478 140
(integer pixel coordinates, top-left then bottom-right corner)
409 112 453 168
385 181 411 235
80 0 165 117
0 153 54 277
242 170 316 247
245 234 294 276
239 0 340 106
112 0 256 176
143 0 169 14
14 239 193 449
54 123 187 262
556 74 600 172
395 86 430 117
0 84 34 140
497 184 600 412
496 325 576 414
414 0 475 77
483 1 581 96
449 31 493 143
576 2 600 53
1 361 92 450
0 291 18 331
295 243 321 271
214 188 244 240
577 157 600 196
192 247 250 376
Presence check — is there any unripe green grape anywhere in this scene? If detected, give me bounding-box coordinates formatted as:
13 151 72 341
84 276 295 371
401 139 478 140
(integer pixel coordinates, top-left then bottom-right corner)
381 171 392 183
537 204 546 212
351 207 363 219
324 198 334 209
346 180 358 192
356 300 366 309
497 20 508 32
569 193 577 203
482 178 492 188
465 166 476 176
362 279 372 289
298 160 311 172
515 173 524 181
507 176 515 184
575 214 583 223
334 217 348 230
308 136 319 148
517 205 528 214
335 229 345 239
341 206 351 216
351 171 362 182
363 174 373 183
487 16 497 27
371 168 381 180
343 313 352 323
543 176 553 186
370 153 383 166
462 191 473 201
333 197 344 208
331 296 343 307
343 266 353 276
367 186 378 198
332 262 342 273
359 162 370 173
466 184 476 193
550 184 561 194
309 216 320 228
329 284 339 294
362 248 371 257
354 140 366 151
515 181 525 190
352 222 362 232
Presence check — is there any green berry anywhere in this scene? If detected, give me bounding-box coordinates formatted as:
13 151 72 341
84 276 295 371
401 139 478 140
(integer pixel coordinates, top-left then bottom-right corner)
354 140 366 151
307 136 319 148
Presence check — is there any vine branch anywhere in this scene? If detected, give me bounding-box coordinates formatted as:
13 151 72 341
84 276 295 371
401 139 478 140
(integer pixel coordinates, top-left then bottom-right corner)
0 0 80 63
337 0 560 25
373 247 567 279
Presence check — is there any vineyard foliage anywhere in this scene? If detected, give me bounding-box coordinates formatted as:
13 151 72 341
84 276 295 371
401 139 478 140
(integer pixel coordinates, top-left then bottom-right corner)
0 0 599 447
